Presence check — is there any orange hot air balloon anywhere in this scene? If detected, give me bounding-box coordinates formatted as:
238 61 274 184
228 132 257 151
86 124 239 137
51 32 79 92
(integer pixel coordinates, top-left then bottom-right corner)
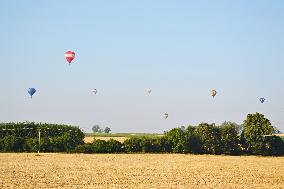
211 90 217 98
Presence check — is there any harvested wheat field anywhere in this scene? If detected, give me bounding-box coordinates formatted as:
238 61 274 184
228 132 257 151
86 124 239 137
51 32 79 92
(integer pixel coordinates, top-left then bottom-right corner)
84 136 95 143
95 137 127 143
84 136 127 143
0 153 283 189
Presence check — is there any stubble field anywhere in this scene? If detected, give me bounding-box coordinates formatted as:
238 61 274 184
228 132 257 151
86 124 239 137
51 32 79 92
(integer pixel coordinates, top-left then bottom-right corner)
0 153 283 189
84 136 127 143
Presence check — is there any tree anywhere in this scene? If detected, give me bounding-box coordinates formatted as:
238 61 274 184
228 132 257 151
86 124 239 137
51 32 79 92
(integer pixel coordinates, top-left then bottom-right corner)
186 125 195 134
242 112 275 155
92 125 101 133
194 123 222 154
180 126 186 132
227 122 243 135
104 127 111 133
185 125 203 154
164 128 186 153
219 122 240 155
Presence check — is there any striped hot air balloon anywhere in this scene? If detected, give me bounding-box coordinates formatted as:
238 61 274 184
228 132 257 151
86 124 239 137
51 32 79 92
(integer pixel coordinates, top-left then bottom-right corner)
65 51 75 65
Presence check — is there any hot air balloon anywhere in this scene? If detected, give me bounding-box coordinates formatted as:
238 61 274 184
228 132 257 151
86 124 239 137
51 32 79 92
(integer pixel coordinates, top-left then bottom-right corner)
65 51 75 65
93 89 98 94
28 88 36 98
147 89 152 95
163 113 168 119
260 98 265 103
211 90 217 98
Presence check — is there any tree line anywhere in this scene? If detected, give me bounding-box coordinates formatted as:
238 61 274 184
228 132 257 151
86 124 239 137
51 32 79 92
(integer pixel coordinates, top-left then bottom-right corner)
0 113 283 155
76 113 284 156
0 122 84 152
92 125 111 134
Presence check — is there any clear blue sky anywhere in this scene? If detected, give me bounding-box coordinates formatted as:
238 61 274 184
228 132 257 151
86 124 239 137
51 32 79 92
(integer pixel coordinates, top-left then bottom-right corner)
1 1 284 132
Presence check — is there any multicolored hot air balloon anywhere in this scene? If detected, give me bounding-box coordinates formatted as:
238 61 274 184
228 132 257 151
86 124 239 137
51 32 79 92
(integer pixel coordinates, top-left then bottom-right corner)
28 88 36 98
65 51 75 65
211 90 217 98
260 98 265 103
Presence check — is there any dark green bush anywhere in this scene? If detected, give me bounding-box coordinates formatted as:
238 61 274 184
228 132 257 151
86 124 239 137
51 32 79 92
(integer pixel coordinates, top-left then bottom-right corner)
92 139 109 153
186 135 203 154
106 139 124 153
123 137 143 152
159 136 172 153
74 139 124 153
0 136 25 152
184 126 203 154
139 137 162 153
261 136 284 156
75 143 95 153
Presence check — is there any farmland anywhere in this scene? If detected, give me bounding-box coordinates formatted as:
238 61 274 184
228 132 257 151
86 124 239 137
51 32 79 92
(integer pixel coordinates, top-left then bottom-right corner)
84 136 127 143
84 133 163 143
0 153 283 189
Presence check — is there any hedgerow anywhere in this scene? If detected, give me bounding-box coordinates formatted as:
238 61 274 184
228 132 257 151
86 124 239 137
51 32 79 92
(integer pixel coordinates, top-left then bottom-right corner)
0 121 84 152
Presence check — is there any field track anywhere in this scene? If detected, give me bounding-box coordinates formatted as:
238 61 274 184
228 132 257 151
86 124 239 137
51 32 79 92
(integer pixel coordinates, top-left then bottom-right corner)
0 153 283 189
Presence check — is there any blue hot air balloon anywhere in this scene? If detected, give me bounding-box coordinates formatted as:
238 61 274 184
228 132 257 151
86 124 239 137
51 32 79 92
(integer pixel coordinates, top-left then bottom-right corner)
28 88 36 98
259 98 265 103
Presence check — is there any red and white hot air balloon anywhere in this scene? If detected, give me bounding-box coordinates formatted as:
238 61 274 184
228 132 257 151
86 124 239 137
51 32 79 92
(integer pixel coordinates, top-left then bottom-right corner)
65 51 75 65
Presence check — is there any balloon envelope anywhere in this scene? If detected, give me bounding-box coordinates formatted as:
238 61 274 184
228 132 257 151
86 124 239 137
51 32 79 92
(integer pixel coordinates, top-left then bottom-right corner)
163 113 168 119
65 51 75 64
211 90 217 98
260 98 265 103
28 88 36 98
93 89 97 94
